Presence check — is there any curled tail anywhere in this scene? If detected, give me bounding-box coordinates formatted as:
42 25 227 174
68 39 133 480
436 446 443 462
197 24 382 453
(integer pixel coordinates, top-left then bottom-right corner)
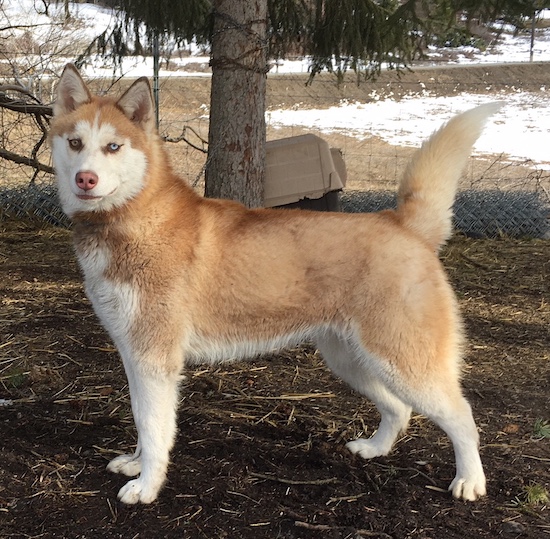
397 102 502 251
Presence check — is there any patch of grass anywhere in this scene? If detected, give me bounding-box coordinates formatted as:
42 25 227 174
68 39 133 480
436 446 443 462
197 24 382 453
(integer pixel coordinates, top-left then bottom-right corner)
523 483 550 506
533 418 550 439
1 367 28 389
510 483 550 510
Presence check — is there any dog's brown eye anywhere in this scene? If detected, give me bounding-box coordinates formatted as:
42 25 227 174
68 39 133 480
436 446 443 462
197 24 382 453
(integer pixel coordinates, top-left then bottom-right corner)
68 138 82 151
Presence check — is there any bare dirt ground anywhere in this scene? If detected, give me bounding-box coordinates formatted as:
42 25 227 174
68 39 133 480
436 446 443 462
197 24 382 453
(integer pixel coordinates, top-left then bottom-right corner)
1 64 549 538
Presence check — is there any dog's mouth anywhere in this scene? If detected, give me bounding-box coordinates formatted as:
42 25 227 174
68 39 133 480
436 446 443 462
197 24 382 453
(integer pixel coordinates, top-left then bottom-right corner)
77 194 102 200
76 188 117 201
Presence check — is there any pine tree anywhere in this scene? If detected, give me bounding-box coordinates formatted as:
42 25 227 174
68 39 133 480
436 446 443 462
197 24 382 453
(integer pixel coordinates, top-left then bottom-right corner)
114 0 548 206
115 0 423 206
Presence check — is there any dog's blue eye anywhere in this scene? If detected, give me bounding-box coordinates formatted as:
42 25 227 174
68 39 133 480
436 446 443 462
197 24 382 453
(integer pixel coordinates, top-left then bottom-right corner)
107 142 121 153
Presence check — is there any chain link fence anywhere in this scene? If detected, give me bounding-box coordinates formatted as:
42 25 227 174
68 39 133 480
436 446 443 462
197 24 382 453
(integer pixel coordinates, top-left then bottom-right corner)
341 189 549 239
1 73 549 238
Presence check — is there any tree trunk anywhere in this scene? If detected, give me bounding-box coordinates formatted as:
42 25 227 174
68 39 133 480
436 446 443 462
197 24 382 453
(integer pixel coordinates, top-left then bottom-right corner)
205 0 268 208
530 8 536 62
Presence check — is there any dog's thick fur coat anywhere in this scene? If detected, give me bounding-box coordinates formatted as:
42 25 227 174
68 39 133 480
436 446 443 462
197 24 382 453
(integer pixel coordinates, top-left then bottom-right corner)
50 64 500 504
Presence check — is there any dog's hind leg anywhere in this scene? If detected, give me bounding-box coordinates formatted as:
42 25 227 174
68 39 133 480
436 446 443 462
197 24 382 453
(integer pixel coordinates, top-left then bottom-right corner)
107 353 181 505
315 333 412 459
345 382 412 460
317 333 485 501
407 386 486 501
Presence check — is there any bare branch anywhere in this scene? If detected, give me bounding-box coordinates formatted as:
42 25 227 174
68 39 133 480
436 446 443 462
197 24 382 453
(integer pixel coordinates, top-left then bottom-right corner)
164 125 208 154
0 93 52 116
0 146 53 174
0 22 62 32
0 84 43 103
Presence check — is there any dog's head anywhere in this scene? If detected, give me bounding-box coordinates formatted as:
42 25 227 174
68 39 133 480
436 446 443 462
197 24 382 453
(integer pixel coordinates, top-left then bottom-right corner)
50 64 156 218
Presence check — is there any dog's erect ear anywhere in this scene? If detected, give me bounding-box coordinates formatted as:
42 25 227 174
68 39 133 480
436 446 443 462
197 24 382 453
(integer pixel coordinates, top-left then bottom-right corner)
116 77 156 133
53 64 92 117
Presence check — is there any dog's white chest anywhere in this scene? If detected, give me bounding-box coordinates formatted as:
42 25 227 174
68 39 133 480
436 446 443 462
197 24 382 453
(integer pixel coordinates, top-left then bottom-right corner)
77 242 140 340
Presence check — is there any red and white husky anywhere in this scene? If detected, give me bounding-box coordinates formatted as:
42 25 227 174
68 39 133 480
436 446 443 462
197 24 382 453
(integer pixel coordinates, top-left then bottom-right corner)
50 64 499 504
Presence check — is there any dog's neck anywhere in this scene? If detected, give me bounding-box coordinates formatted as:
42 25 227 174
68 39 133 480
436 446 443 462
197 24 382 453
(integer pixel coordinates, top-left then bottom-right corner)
71 178 201 251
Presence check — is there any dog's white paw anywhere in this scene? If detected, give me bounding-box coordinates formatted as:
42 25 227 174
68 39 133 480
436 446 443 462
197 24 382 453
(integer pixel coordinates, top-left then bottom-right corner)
117 478 159 505
106 454 142 477
346 438 388 459
449 474 487 501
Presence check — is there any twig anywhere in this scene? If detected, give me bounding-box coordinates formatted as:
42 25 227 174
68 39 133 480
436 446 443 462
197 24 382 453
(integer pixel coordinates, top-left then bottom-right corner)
252 392 336 401
164 125 208 153
460 253 491 270
249 472 338 486
522 454 550 463
294 522 332 531
370 462 437 485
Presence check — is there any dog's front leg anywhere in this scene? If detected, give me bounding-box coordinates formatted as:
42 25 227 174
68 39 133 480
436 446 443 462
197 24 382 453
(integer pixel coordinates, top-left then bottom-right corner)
107 356 143 478
108 356 181 504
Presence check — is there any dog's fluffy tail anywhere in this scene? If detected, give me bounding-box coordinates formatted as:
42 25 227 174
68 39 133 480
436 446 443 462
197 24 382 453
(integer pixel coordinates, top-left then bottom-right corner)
396 102 502 251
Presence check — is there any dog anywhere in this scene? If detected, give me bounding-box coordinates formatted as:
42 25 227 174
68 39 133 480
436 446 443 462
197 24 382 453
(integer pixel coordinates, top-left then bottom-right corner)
49 63 500 504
